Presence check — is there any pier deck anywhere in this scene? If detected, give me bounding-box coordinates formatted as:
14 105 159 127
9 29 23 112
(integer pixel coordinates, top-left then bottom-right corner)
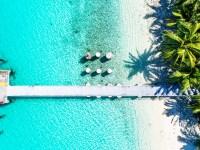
7 85 178 98
0 70 180 104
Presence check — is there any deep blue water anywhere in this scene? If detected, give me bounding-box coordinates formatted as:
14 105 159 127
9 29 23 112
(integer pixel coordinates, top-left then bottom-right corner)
0 0 138 149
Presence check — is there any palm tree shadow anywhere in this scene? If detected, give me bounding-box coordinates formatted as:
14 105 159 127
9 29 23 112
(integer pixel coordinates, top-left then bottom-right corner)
125 0 200 148
124 0 174 88
147 1 200 148
124 49 167 83
164 97 200 150
141 0 182 92
178 127 200 150
164 98 198 127
124 49 180 96
144 0 174 45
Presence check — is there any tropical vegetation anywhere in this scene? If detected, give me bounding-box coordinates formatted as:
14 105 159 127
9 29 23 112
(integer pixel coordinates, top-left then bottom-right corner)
162 0 200 92
189 95 200 117
161 0 200 148
162 22 200 91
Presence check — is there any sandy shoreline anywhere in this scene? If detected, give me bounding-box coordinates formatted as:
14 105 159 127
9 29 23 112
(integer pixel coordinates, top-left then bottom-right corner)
132 99 183 150
119 0 184 149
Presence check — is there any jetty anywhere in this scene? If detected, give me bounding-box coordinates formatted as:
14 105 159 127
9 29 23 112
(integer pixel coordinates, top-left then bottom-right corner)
0 70 179 104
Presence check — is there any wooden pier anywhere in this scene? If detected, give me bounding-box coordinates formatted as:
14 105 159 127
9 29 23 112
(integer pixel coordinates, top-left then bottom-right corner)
7 85 178 98
0 70 180 104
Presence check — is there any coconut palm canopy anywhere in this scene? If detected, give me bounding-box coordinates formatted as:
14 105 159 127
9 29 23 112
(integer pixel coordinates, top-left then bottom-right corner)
161 0 200 92
162 22 200 91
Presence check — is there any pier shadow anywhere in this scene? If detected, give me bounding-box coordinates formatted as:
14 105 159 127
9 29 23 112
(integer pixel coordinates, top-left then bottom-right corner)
12 97 134 102
13 97 96 103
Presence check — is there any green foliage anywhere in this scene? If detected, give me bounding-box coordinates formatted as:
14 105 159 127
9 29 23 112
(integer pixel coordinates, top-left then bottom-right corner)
166 0 200 26
161 1 200 92
169 68 200 91
164 1 200 149
162 21 200 91
189 95 200 114
163 22 200 66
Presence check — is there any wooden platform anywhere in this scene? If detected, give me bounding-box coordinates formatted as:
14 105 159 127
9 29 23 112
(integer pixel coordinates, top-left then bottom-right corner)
0 70 182 104
7 85 179 98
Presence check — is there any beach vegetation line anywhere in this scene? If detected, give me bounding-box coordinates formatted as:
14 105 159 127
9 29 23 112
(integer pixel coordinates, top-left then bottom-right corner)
161 0 200 92
161 0 200 148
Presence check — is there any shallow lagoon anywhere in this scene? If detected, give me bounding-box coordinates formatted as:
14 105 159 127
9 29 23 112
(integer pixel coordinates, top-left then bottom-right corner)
0 0 138 149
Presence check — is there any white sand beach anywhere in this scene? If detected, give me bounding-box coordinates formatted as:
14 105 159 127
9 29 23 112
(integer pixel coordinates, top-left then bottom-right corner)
132 99 183 150
119 0 184 149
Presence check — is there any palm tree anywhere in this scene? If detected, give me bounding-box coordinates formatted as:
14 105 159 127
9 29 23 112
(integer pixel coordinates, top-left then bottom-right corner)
169 68 200 91
189 95 200 114
167 0 200 26
162 21 200 91
163 21 200 68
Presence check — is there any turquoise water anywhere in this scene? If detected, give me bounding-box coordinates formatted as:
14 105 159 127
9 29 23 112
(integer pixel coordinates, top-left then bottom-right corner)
0 0 138 149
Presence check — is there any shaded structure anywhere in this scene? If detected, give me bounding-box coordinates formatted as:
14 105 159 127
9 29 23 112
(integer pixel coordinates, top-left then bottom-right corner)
0 70 10 104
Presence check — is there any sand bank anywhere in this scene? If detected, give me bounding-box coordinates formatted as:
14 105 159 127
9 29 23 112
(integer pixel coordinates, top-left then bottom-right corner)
119 0 185 149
